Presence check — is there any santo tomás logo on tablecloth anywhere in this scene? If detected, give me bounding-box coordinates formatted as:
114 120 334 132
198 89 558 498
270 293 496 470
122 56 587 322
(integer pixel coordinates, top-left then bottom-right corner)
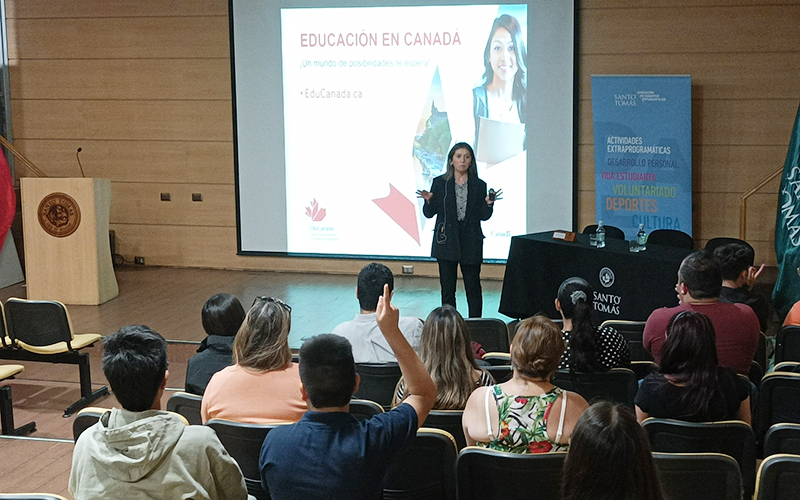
599 267 615 288
38 192 81 237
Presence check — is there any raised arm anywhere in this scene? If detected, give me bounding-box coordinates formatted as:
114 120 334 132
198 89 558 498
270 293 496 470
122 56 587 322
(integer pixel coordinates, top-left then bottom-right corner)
375 284 437 426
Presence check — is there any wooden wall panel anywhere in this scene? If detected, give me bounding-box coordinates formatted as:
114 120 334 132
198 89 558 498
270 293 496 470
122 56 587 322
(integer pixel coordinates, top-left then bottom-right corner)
7 0 226 19
9 59 231 100
110 183 235 227
582 0 798 8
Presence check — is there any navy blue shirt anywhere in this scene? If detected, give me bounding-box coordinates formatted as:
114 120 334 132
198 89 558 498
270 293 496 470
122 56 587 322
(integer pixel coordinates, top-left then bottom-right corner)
260 403 418 500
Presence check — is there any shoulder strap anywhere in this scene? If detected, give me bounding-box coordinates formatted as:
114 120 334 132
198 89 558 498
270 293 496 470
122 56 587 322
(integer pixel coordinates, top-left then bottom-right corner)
555 391 568 443
484 386 494 438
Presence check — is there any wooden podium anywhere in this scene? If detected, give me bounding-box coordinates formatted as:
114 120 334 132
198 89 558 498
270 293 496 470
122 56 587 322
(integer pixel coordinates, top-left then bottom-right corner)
20 178 118 305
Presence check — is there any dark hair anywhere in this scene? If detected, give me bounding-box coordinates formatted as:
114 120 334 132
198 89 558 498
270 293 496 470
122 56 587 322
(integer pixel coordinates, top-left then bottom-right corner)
558 277 603 372
678 251 722 299
511 315 565 380
357 263 394 311
481 14 527 104
102 325 168 412
299 334 357 409
658 311 722 420
443 142 478 180
562 402 665 500
202 293 246 337
713 243 755 281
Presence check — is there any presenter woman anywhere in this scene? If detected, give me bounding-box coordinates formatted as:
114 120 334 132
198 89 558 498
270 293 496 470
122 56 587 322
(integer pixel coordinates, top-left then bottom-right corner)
473 14 527 155
417 142 500 318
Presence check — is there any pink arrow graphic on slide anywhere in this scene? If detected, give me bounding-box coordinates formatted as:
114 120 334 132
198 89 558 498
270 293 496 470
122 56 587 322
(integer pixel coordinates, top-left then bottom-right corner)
372 184 420 245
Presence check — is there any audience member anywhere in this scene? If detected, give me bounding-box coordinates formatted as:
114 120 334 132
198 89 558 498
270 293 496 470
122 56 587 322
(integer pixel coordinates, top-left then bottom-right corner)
784 300 800 326
393 305 494 409
70 325 247 500
636 311 751 424
555 277 630 372
201 296 306 423
332 263 423 363
562 401 665 500
643 251 760 374
713 242 769 332
185 293 246 395
462 315 589 452
259 284 437 500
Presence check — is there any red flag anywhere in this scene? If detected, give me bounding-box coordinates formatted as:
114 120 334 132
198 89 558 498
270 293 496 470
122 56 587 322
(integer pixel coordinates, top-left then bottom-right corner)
0 150 15 253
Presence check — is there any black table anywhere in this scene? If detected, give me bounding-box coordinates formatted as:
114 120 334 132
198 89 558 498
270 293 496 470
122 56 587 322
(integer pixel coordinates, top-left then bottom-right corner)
499 231 693 322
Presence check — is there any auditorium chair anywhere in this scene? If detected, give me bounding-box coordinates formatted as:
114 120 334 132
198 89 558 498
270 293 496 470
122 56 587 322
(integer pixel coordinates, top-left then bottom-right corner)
205 418 292 500
382 428 457 500
166 391 203 425
773 361 800 373
642 418 756 497
646 229 694 249
482 352 510 366
507 318 562 345
456 447 566 500
0 495 70 500
464 318 509 353
754 454 800 500
582 224 626 240
1 298 109 416
775 326 800 364
600 320 652 362
653 452 742 500
0 363 35 435
484 364 512 383
73 406 189 442
348 398 384 421
423 410 466 450
756 371 800 446
763 423 800 457
551 367 638 409
353 363 402 409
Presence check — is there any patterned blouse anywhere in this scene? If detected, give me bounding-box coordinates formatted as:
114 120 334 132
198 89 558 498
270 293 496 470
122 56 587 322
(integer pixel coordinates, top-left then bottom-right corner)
455 181 468 221
478 385 568 454
558 325 630 372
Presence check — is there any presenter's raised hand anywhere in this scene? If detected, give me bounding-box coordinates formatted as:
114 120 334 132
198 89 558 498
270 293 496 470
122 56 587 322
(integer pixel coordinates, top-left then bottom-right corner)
416 189 433 202
376 284 400 333
486 188 503 205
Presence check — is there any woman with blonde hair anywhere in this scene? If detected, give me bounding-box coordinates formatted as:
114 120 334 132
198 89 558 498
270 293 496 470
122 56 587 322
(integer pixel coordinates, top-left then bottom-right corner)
393 305 493 409
201 296 306 423
462 316 589 452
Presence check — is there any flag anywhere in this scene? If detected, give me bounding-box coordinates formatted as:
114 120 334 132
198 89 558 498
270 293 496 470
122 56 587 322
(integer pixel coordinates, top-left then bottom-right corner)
0 148 14 253
773 102 800 319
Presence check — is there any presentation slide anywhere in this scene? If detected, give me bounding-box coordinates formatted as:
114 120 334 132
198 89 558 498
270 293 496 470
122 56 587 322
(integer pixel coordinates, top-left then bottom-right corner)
232 0 576 261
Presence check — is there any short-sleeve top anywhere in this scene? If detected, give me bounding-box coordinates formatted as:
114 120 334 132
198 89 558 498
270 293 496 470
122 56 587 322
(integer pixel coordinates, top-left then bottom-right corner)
477 385 568 454
635 368 750 422
558 326 630 372
394 369 494 409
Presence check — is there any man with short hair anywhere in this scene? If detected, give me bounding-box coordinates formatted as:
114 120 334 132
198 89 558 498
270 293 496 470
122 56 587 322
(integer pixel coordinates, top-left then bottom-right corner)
713 242 769 332
643 251 760 374
70 325 247 500
332 263 422 363
259 285 437 500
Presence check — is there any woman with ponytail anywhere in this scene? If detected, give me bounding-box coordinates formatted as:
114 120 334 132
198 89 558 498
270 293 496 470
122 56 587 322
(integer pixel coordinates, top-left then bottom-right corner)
635 311 751 424
556 277 629 372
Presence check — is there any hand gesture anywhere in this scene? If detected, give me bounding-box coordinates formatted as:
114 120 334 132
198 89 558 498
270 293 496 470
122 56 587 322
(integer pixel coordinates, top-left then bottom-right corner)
416 189 433 202
376 284 399 333
486 188 503 205
746 264 765 288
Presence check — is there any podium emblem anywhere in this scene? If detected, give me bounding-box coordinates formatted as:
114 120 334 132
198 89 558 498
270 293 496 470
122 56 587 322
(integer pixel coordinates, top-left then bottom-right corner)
38 192 81 238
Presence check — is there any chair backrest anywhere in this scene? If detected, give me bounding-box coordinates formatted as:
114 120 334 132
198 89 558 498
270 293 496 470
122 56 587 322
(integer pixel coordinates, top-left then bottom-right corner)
756 372 800 442
464 318 509 353
704 237 753 256
582 224 626 240
484 365 512 383
382 428 457 500
0 302 10 348
4 299 74 347
507 318 563 345
764 423 800 457
423 410 466 450
647 229 694 249
600 320 652 361
551 368 638 409
166 391 203 425
72 407 108 442
0 495 70 500
630 361 658 380
653 452 742 500
773 361 800 373
642 418 756 496
349 398 384 421
353 363 402 408
775 326 800 363
754 454 800 500
205 418 292 500
456 446 566 500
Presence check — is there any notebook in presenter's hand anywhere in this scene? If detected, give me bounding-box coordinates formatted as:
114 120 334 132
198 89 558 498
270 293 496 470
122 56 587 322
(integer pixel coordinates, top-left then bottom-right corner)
476 117 525 165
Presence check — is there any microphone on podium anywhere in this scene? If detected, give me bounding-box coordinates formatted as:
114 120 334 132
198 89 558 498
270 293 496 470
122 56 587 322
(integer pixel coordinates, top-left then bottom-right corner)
76 147 86 178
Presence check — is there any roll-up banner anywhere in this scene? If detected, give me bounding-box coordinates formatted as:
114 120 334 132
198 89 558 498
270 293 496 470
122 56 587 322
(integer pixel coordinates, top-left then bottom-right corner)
591 75 692 240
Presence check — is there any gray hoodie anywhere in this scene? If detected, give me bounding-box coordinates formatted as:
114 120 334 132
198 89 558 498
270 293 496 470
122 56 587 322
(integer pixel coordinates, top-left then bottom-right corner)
70 408 247 500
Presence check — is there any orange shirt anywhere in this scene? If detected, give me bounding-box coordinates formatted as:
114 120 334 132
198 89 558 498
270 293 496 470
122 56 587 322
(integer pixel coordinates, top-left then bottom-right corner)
783 301 800 327
201 362 307 424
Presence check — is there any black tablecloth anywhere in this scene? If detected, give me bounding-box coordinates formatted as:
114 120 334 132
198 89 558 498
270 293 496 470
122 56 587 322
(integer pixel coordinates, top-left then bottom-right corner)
499 231 693 322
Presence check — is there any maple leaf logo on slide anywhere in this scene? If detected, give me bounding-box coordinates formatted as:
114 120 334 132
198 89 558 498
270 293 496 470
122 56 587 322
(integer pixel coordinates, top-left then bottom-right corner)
305 199 326 221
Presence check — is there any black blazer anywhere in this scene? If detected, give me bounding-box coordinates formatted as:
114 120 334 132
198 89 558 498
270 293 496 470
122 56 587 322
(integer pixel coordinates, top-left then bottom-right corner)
422 174 493 264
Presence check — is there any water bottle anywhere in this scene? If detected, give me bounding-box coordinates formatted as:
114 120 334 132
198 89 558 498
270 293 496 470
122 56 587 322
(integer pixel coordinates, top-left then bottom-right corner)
596 221 606 248
637 223 647 251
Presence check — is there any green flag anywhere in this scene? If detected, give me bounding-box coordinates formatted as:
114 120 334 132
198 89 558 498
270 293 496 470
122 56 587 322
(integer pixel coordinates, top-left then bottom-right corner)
773 102 800 319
